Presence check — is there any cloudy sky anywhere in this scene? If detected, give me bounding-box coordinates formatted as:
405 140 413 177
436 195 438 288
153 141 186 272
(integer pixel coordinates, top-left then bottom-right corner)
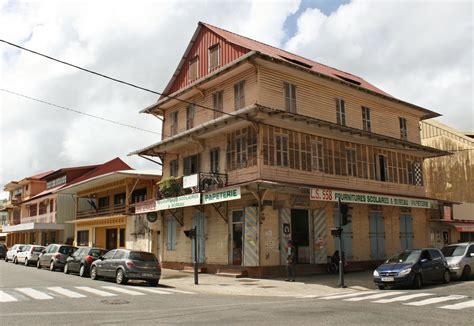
0 0 472 199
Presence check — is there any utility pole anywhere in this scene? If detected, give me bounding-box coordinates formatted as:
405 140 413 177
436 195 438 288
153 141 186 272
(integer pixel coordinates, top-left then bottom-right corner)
184 227 198 285
338 198 348 288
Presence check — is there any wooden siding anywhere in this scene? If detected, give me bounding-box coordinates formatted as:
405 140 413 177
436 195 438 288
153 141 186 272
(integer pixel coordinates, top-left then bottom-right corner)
168 26 249 95
163 68 257 140
257 61 423 144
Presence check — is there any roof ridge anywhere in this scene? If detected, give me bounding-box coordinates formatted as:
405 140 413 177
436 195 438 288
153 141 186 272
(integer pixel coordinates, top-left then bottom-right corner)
201 22 366 81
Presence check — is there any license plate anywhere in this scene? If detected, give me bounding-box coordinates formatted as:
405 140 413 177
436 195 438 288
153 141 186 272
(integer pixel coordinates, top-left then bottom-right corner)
142 273 154 277
381 277 394 282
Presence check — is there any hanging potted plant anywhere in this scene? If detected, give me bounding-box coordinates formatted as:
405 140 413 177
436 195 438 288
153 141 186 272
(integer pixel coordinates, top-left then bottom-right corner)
158 177 181 198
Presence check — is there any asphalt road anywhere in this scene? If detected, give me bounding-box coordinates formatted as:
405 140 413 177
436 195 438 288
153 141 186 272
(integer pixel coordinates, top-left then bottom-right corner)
1 260 473 325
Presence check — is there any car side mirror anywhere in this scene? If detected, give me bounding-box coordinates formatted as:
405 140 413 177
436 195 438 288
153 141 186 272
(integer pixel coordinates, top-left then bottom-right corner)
41 250 46 254
98 256 104 260
420 258 428 264
470 253 474 257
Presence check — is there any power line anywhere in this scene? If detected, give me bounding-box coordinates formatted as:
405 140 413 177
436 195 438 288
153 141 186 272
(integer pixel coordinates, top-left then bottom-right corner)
0 39 248 122
1 88 161 135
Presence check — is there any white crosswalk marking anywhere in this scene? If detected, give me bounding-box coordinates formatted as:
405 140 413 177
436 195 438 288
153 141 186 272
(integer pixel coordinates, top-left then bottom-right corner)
344 291 404 302
405 295 468 307
75 286 116 297
15 288 53 300
440 300 474 310
47 287 86 298
320 291 377 300
102 286 146 296
373 293 433 303
156 288 195 295
0 290 18 302
133 287 172 295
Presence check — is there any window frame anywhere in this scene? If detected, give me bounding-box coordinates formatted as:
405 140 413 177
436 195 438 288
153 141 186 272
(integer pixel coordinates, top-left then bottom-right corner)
208 44 219 71
284 82 297 113
188 56 199 81
362 106 371 132
275 134 289 167
209 148 220 173
170 111 178 136
170 159 179 177
399 117 408 140
311 140 325 172
346 148 357 177
213 90 224 119
186 104 194 130
336 98 346 126
234 81 245 111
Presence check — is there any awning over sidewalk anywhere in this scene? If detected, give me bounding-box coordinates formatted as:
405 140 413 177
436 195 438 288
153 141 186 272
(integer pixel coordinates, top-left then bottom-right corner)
452 223 474 233
2 223 65 232
429 220 474 233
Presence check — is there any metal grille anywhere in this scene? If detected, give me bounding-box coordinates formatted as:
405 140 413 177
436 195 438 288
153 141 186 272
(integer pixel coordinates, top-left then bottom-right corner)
414 162 423 186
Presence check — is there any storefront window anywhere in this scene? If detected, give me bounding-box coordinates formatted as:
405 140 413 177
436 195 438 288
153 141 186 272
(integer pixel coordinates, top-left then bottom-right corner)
119 228 125 247
77 230 89 246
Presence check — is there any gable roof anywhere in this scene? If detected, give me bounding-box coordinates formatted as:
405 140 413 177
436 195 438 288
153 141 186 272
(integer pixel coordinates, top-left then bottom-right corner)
159 21 391 102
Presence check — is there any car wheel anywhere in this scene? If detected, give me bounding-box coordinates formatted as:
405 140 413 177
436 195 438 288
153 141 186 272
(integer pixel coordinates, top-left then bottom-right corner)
148 279 159 287
461 266 471 281
14 257 18 264
90 266 98 280
79 264 86 277
24 259 29 266
49 261 56 271
413 274 422 289
37 259 41 269
116 269 128 285
378 285 385 290
64 263 69 274
443 270 450 284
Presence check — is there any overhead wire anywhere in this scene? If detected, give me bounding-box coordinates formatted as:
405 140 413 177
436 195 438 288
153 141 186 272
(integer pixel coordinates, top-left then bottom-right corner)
1 39 471 155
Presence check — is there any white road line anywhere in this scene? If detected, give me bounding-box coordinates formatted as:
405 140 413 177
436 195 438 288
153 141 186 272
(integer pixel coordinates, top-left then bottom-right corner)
320 291 376 300
75 286 117 297
15 288 53 300
0 290 18 302
155 288 195 294
132 287 172 295
47 287 86 298
373 293 433 303
102 286 146 296
344 291 404 302
440 299 474 310
405 295 468 307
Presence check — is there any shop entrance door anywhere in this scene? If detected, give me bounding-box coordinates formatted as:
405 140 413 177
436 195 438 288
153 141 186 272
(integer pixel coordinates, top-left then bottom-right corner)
291 209 310 264
230 211 244 265
106 229 118 250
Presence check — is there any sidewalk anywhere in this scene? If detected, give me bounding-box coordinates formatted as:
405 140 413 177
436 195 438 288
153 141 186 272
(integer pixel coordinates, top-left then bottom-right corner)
160 269 375 297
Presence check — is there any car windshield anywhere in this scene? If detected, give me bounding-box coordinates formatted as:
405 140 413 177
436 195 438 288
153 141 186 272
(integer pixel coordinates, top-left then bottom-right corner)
441 245 467 257
385 250 421 264
59 246 76 255
32 247 44 253
90 249 107 258
129 252 157 262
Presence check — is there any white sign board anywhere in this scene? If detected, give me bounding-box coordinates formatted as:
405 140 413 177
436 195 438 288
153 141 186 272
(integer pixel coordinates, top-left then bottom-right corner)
156 193 201 211
202 187 241 204
183 174 199 189
310 188 437 209
135 199 157 214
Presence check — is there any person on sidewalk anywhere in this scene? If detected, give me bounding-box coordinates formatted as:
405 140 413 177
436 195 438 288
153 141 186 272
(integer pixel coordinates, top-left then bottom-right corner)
285 240 296 282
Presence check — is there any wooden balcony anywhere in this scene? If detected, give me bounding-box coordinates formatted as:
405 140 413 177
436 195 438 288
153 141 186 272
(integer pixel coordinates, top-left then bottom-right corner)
21 212 56 224
77 204 127 219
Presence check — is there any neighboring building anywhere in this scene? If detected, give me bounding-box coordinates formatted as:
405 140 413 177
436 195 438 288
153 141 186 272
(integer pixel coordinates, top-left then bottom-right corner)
2 158 131 246
131 22 448 277
0 199 8 244
57 170 161 253
421 120 474 246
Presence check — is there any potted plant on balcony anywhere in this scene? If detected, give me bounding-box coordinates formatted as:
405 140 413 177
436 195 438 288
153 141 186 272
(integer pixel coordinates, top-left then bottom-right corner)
158 177 181 198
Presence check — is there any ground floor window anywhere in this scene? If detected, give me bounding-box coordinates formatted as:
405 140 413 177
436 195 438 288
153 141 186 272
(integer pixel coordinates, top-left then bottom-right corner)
119 228 125 247
77 230 89 246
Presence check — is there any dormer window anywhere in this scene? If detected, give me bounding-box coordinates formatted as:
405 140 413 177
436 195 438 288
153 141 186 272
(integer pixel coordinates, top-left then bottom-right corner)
208 44 219 71
188 56 199 82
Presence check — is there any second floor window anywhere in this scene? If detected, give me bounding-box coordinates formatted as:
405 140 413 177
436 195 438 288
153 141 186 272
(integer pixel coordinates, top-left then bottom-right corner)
284 82 297 113
38 202 47 215
183 154 200 176
186 104 194 130
170 111 178 136
114 193 126 206
98 196 109 208
209 148 220 173
132 188 147 203
362 106 371 131
170 159 179 177
234 81 245 110
208 44 219 71
49 199 54 212
275 135 289 167
336 98 346 126
213 91 223 118
29 203 37 217
399 117 408 140
346 148 357 177
188 56 199 81
311 140 324 172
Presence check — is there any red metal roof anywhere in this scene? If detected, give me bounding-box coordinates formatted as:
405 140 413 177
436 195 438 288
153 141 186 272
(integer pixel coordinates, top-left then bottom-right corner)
69 157 132 185
201 22 391 97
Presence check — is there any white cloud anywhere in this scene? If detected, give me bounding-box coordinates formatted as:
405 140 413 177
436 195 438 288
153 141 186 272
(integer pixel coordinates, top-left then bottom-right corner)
0 0 299 197
285 0 473 131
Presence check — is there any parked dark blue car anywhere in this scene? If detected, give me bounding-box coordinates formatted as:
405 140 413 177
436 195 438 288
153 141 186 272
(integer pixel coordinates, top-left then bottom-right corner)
373 248 450 289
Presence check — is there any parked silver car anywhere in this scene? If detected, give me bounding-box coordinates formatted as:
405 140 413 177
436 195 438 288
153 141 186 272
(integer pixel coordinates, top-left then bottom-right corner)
441 242 474 280
5 244 26 263
37 244 77 271
90 249 161 286
16 245 45 266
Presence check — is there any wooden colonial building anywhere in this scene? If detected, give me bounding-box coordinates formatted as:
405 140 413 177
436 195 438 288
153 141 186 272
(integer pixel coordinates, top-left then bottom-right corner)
131 22 448 277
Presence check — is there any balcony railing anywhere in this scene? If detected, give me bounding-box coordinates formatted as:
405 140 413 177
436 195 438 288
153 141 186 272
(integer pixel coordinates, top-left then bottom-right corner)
21 212 56 224
198 172 228 192
77 204 127 219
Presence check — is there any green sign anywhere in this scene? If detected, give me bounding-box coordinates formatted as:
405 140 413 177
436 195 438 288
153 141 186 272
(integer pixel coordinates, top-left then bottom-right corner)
310 188 437 209
156 193 201 211
202 187 241 204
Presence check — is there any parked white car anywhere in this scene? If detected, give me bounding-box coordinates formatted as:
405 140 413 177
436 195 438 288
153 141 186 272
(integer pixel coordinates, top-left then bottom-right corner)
441 242 474 280
5 244 26 263
16 245 45 266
